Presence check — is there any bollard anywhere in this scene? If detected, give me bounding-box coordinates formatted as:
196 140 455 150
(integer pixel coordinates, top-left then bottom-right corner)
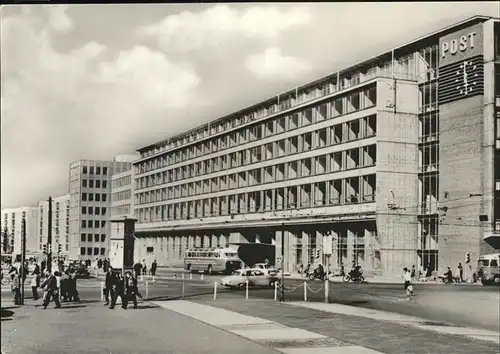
201 273 204 281
141 274 144 281
182 277 185 299
274 281 278 301
182 273 185 280
245 280 249 300
100 282 104 301
145 281 149 301
304 281 307 302
324 278 329 303
213 282 217 300
189 273 193 280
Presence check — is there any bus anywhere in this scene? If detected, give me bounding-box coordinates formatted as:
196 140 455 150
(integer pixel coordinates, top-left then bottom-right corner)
184 247 242 275
477 253 500 285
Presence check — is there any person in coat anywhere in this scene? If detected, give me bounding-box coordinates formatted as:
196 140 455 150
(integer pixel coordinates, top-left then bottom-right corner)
31 272 40 300
123 271 138 309
104 267 116 306
109 272 125 310
41 271 61 309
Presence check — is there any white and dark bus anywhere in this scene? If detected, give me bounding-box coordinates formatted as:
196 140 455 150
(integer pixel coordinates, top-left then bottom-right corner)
184 247 242 274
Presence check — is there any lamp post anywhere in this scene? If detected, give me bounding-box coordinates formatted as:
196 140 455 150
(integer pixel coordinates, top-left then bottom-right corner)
280 222 285 302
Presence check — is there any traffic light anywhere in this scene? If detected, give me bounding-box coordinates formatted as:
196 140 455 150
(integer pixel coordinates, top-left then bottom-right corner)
43 244 47 254
315 249 320 259
58 244 62 254
465 252 471 264
310 249 315 259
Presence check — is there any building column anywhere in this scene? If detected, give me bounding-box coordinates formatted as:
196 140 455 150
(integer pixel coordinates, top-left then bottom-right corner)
347 228 355 266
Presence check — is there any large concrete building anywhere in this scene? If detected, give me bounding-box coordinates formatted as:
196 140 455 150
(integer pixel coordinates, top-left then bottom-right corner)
111 169 134 219
68 157 136 261
37 194 70 258
1 207 39 256
131 16 499 276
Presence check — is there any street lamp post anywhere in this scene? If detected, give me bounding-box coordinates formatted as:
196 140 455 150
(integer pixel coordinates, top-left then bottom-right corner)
280 222 285 302
21 218 26 305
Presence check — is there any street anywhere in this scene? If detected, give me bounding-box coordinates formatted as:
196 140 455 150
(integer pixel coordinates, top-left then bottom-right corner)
2 273 499 354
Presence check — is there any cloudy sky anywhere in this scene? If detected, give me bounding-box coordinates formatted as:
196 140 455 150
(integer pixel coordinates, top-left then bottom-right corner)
1 2 498 209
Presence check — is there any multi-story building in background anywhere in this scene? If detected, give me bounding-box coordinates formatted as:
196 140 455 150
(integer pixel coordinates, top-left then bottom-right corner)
1 207 39 256
37 194 70 258
68 156 137 261
132 16 498 275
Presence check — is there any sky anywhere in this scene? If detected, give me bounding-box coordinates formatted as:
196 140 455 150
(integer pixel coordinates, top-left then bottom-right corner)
1 2 498 209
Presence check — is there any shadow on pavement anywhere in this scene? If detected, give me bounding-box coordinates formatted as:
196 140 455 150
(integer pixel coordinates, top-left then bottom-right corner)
1 308 14 319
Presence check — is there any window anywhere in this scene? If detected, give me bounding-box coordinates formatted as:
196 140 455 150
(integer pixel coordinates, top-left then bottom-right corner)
100 248 106 256
88 207 93 215
87 247 92 255
94 234 99 242
101 234 106 242
96 166 101 175
82 193 87 201
94 247 99 255
81 207 87 215
95 207 100 215
95 193 100 202
87 234 93 242
103 167 108 175
82 180 87 187
81 220 86 228
96 180 101 188
81 233 86 242
101 207 106 215
101 221 106 228
103 181 107 188
102 194 107 202
89 180 94 188
89 166 94 174
80 247 85 255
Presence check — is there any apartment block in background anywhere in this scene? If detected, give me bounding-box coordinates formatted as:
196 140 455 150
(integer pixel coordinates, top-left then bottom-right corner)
1 207 39 256
37 194 70 258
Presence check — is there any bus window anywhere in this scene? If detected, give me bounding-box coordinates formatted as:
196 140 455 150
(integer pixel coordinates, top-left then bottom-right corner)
491 260 498 267
478 259 490 267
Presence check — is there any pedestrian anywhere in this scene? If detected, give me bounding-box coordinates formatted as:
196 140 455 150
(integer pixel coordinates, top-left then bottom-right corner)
103 259 108 273
104 267 115 306
133 261 142 280
402 267 413 301
151 260 157 281
41 260 46 275
142 260 147 278
411 265 416 281
32 263 40 276
124 271 138 309
60 271 69 302
97 258 103 270
66 270 80 302
109 273 125 310
10 269 21 305
31 271 40 300
458 262 464 283
41 271 61 309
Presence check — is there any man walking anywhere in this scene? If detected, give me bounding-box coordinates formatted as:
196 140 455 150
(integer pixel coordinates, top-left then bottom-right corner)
104 267 115 306
109 272 125 310
458 262 464 283
41 271 61 309
151 260 157 282
402 267 414 301
31 271 40 300
10 268 21 305
133 261 142 280
123 271 138 309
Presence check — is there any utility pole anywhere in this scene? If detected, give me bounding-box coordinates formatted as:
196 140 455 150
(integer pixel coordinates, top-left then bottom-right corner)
21 218 26 305
47 196 53 274
280 222 285 302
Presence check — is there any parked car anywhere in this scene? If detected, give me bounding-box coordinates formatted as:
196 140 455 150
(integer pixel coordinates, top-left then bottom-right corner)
252 263 278 276
220 269 280 288
67 262 90 278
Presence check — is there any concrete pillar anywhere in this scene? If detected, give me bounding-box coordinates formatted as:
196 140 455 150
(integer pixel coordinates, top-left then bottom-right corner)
347 228 355 266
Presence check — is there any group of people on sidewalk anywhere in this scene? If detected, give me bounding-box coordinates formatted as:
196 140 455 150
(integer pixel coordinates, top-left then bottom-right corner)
7 261 81 309
103 267 144 310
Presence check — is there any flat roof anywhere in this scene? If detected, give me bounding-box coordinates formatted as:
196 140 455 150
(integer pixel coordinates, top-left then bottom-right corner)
138 14 497 153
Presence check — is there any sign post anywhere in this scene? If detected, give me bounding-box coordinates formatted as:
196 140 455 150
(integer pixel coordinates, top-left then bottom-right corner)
109 217 137 278
323 232 332 304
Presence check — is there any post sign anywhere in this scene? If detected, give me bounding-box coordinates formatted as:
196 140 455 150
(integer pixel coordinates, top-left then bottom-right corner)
439 23 483 67
109 217 136 271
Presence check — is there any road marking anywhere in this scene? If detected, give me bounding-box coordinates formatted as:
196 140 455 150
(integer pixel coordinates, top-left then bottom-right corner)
276 347 384 354
288 302 500 344
153 300 381 354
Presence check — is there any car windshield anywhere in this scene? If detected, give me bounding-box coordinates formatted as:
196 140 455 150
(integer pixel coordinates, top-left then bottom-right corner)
478 259 491 267
232 270 244 276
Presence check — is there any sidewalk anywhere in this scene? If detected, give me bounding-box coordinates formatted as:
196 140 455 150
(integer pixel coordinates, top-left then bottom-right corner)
179 298 500 354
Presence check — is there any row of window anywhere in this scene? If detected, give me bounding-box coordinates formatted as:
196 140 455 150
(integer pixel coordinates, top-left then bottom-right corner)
81 207 107 216
136 86 377 175
82 193 107 202
135 144 376 205
136 114 377 191
112 175 132 189
81 220 107 229
112 190 131 202
80 247 106 256
80 233 106 243
82 166 109 175
135 174 376 223
111 205 131 217
82 179 108 189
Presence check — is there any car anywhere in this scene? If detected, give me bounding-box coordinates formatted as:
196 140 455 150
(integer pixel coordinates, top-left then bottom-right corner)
252 263 278 276
220 269 280 289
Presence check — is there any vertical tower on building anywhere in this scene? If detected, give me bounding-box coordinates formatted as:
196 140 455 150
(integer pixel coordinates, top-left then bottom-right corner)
37 194 70 258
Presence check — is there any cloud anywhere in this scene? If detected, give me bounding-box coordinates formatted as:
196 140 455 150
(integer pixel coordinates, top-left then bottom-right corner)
245 47 311 81
1 10 201 208
44 5 75 33
137 4 312 52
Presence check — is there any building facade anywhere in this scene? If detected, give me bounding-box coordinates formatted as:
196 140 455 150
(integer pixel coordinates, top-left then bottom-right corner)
37 194 70 258
111 169 134 218
132 16 500 275
1 207 39 256
68 158 135 261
